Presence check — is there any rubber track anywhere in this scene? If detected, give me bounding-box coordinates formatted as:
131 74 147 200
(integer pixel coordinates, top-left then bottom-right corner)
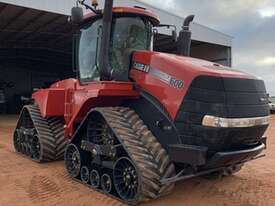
117 107 176 196
47 117 67 160
15 104 66 162
92 107 176 203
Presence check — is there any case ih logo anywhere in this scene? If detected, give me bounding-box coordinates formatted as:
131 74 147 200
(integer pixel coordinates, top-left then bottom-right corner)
133 62 184 89
133 62 150 73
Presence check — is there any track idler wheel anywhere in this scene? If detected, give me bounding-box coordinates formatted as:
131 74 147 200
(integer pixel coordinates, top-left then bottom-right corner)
113 157 139 201
90 169 100 188
65 144 81 178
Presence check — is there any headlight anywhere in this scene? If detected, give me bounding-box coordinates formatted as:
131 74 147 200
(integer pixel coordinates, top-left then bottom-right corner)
202 115 270 128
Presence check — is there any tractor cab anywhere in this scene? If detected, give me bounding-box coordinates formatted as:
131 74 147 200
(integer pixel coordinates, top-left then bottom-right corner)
71 1 159 82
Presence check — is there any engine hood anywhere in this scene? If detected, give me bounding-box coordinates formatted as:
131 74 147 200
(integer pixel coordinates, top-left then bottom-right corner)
130 51 264 119
144 51 256 80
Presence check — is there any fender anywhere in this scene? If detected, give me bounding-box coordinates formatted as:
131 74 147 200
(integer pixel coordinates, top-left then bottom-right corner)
124 90 182 150
32 88 66 118
32 79 140 138
32 78 78 118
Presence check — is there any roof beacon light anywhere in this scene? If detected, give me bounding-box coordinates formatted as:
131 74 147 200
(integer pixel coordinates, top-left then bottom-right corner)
91 0 98 9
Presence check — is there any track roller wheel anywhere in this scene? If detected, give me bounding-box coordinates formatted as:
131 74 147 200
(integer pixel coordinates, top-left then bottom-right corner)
101 173 112 193
90 169 100 188
81 166 90 184
30 134 41 160
114 157 139 202
65 144 81 178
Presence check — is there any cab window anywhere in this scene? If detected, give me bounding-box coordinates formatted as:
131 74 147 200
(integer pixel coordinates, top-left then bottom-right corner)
78 19 102 81
110 17 152 80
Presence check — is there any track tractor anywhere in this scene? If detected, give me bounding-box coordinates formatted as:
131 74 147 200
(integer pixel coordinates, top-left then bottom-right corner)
13 0 270 204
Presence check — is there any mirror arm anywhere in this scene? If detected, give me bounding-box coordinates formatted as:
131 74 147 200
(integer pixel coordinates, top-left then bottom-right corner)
77 0 101 15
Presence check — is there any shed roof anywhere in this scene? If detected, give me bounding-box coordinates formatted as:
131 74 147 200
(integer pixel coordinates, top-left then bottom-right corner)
1 0 232 47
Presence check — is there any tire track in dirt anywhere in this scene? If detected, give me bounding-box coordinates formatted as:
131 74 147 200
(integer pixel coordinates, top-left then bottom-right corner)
52 167 81 191
97 193 125 206
28 175 62 206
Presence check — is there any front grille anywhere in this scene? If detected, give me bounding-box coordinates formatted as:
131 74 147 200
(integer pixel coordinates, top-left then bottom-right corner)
175 76 269 153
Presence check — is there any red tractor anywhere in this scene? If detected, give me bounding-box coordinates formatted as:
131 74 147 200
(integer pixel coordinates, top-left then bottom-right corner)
13 0 270 204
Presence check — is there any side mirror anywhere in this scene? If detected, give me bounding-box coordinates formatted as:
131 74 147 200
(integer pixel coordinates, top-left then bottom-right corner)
172 30 177 42
71 6 84 24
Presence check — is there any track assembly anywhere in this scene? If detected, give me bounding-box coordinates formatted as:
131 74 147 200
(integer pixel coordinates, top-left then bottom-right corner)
13 105 66 162
64 107 175 204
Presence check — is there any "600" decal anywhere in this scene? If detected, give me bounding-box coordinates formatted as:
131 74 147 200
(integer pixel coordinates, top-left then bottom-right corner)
170 78 184 89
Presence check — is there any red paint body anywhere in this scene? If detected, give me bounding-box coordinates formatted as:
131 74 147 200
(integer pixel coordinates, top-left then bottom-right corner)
130 51 254 119
83 7 160 25
32 7 256 139
33 80 139 137
32 51 255 138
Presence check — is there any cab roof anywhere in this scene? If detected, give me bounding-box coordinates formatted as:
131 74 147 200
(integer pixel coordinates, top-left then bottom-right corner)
83 6 160 26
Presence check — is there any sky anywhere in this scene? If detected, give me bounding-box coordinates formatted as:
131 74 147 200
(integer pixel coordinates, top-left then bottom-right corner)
141 0 275 95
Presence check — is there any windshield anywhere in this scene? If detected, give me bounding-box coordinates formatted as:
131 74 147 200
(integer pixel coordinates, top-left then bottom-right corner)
110 17 153 80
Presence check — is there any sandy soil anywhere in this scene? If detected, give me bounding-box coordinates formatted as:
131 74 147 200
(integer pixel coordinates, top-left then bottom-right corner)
0 115 275 206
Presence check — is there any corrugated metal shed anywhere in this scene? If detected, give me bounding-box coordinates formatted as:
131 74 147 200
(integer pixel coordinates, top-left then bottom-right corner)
1 0 232 47
0 2 71 54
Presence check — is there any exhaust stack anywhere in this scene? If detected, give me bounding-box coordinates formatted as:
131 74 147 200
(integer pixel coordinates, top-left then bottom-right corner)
177 15 195 56
99 0 114 80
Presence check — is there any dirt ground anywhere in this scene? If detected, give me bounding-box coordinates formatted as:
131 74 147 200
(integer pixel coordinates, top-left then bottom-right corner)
0 115 275 206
